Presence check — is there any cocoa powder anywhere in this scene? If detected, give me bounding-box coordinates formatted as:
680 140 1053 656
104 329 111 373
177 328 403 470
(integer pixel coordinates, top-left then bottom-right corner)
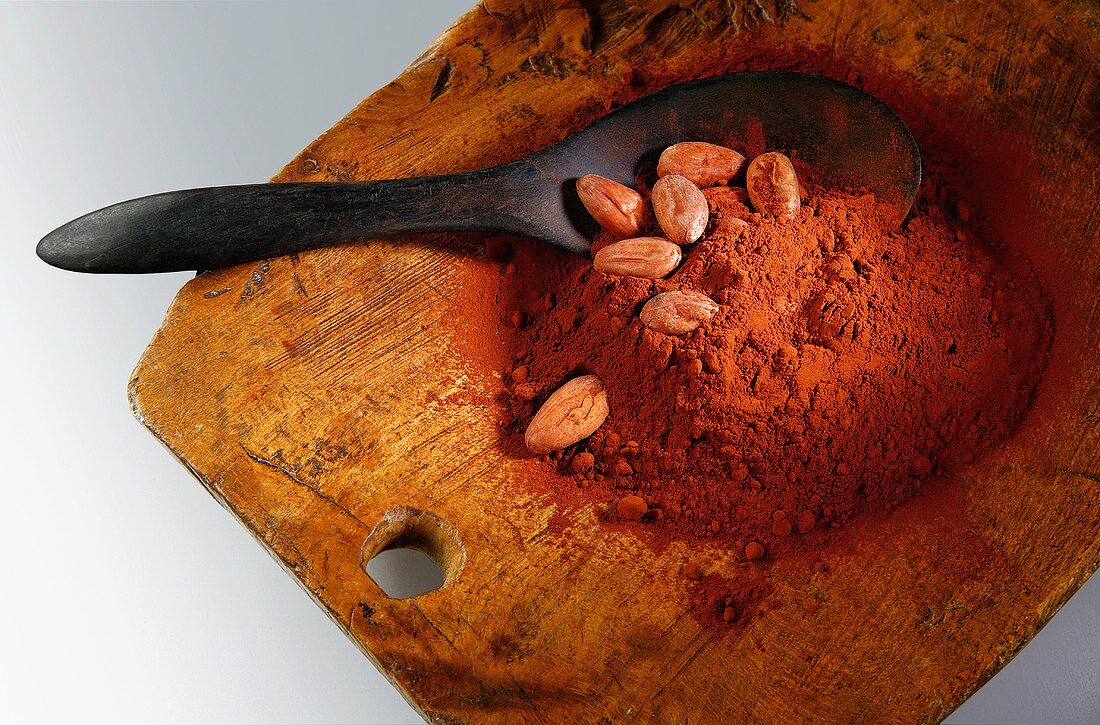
495 178 1050 550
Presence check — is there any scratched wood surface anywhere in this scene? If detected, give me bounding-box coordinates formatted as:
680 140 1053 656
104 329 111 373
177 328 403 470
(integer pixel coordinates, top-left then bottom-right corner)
130 1 1100 722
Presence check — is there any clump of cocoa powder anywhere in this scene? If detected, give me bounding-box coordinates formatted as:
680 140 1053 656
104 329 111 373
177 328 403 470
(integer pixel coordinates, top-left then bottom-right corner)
496 186 1051 550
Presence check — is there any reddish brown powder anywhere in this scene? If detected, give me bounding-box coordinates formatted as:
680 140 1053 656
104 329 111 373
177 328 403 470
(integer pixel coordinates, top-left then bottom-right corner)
424 42 1076 636
493 178 1050 552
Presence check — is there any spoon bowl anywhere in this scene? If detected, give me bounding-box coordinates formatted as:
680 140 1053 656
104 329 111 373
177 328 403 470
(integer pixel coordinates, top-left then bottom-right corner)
37 71 920 274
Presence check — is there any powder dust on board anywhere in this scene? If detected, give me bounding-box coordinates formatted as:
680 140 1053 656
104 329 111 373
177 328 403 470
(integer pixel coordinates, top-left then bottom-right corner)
493 185 1050 553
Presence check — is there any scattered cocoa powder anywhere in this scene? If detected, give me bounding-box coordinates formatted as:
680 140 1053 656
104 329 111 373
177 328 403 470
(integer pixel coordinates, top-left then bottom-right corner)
796 510 816 535
687 568 770 629
496 174 1050 550
435 57 1060 639
571 451 595 473
616 495 648 520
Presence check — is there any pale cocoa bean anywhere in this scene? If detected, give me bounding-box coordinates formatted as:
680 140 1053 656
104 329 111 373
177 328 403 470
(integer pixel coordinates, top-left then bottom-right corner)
657 142 746 187
639 290 719 335
746 152 800 220
524 375 609 454
593 237 682 279
651 174 709 244
576 174 647 238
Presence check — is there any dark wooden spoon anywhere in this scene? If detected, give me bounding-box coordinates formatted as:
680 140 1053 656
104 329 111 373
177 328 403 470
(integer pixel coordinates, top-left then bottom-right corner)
37 71 920 274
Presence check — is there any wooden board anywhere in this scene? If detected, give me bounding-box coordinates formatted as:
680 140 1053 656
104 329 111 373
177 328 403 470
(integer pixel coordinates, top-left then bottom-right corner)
130 1 1100 721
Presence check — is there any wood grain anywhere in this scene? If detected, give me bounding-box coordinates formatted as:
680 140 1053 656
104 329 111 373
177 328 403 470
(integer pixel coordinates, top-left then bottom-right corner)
130 0 1100 722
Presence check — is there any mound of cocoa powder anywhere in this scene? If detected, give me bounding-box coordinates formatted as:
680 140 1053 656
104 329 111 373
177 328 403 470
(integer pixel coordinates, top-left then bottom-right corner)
495 183 1051 552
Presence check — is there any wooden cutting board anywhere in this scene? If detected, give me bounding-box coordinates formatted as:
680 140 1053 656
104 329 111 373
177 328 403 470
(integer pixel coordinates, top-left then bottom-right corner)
130 0 1100 721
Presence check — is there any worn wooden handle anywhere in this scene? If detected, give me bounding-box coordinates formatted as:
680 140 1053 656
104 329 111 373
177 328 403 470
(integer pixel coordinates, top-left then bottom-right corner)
36 160 566 273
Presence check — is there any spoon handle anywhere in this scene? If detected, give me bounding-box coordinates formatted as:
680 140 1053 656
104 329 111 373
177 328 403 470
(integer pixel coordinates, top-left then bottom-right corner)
37 161 569 273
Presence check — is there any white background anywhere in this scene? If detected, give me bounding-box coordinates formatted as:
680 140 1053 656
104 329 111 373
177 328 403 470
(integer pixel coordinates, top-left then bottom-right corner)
1 2 1097 723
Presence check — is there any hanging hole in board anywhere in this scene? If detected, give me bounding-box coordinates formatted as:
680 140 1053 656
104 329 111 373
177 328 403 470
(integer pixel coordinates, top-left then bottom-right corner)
360 506 465 600
366 548 444 599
